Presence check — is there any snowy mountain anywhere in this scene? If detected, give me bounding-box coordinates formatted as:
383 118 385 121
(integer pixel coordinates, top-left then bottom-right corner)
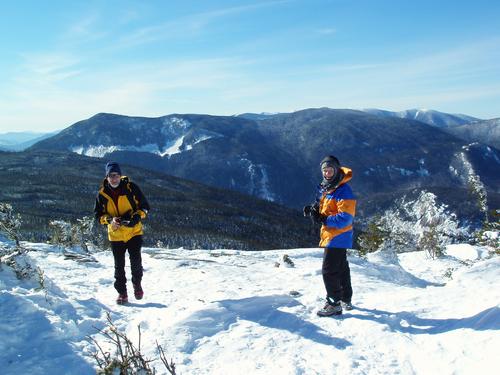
1 238 498 374
363 109 500 150
29 113 226 158
28 108 500 222
446 118 500 150
362 108 480 128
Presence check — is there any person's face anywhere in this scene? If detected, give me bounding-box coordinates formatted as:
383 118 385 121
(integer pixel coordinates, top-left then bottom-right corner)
322 166 335 180
107 172 121 188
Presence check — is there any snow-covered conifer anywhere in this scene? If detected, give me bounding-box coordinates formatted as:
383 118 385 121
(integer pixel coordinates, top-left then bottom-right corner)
0 202 22 246
364 191 465 258
454 150 489 224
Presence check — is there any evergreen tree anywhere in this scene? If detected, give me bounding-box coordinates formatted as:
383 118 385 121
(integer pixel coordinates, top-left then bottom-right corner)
359 191 465 258
0 202 22 246
358 216 385 256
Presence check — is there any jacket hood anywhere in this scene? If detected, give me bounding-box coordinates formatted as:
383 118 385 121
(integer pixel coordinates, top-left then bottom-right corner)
339 167 352 185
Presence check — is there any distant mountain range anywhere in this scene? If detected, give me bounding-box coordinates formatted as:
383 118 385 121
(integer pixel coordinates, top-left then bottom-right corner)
360 109 500 150
445 118 500 150
361 108 479 128
28 108 500 224
0 131 60 151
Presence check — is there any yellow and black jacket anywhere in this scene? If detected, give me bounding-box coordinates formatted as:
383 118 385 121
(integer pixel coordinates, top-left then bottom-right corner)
317 167 356 248
94 176 150 242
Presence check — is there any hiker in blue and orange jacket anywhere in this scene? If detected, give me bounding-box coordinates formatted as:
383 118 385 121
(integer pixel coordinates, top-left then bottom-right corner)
94 161 150 305
303 155 356 317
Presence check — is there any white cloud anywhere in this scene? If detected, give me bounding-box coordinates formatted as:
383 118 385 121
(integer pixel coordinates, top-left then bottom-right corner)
0 54 258 132
1 27 499 133
316 27 336 35
16 53 83 86
60 12 108 45
119 1 292 47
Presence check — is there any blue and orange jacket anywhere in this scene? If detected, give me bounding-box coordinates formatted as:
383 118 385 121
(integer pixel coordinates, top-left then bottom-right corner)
94 176 150 242
317 167 356 248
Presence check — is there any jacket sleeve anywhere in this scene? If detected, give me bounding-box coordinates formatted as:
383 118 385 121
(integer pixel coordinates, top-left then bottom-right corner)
94 194 111 225
324 184 356 229
325 201 355 228
130 182 150 219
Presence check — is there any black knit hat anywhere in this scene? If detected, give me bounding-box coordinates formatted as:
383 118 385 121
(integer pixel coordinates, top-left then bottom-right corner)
320 155 340 169
105 161 121 176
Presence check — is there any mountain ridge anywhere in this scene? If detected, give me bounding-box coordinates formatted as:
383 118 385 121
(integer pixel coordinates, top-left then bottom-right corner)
28 107 500 224
361 108 480 128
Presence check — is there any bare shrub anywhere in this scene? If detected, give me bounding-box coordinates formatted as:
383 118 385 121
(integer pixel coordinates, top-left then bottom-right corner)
88 312 176 375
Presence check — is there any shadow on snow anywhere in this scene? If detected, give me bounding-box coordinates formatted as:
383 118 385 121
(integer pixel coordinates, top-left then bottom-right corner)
349 255 445 288
125 302 168 308
0 292 95 375
347 305 500 334
174 294 351 353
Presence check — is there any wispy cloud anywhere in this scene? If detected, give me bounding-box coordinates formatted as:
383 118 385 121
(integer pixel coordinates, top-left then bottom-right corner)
315 37 500 91
389 38 500 82
119 1 292 47
316 27 336 35
16 53 83 86
322 63 384 73
0 54 259 131
2 22 499 133
61 13 108 44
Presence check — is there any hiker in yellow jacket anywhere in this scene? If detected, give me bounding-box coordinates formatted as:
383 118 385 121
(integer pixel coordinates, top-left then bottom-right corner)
94 161 150 305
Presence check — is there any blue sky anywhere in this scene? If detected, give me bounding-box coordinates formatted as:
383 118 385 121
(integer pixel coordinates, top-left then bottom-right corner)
1 0 499 132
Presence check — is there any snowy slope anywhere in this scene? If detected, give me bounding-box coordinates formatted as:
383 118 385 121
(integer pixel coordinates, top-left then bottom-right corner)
1 242 499 375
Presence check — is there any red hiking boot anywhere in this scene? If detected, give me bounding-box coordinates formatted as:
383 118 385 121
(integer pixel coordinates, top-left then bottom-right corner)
116 294 128 305
133 283 144 300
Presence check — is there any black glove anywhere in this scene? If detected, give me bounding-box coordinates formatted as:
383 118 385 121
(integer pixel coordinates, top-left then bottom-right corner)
121 213 141 227
310 206 327 225
127 213 141 227
303 203 319 217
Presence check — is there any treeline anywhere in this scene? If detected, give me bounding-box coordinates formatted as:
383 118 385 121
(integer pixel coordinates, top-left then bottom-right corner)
0 150 315 250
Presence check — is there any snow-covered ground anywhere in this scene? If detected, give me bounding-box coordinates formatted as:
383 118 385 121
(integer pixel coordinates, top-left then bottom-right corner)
1 241 498 374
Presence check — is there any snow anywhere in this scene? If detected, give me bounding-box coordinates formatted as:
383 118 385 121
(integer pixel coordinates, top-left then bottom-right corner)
160 134 220 157
71 144 161 158
242 158 276 201
159 135 186 157
70 132 220 158
1 241 499 374
484 146 500 164
445 244 486 261
71 144 122 158
364 165 430 177
185 135 214 151
161 117 191 132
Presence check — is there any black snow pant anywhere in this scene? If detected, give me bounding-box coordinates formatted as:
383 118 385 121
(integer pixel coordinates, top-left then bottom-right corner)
111 235 143 295
322 247 353 303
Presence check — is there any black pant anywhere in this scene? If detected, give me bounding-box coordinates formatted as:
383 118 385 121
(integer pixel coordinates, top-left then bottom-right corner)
111 235 143 295
322 247 353 303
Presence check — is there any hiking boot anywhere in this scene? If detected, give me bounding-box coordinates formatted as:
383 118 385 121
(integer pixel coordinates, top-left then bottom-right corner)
116 294 128 305
133 283 144 300
317 300 342 317
342 301 353 311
